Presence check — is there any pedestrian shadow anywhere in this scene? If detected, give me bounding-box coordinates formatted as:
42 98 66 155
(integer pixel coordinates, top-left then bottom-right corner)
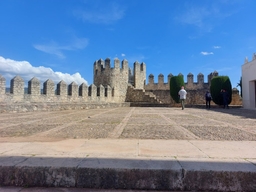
205 107 256 119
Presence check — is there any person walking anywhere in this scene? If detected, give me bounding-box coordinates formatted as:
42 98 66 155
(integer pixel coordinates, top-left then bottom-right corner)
221 89 229 109
205 90 212 109
178 86 187 110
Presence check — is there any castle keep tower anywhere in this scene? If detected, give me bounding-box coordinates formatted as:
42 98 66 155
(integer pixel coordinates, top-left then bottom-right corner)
93 58 146 102
134 61 146 89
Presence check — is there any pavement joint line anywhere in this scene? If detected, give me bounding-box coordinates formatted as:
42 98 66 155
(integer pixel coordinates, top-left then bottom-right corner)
245 159 256 167
108 107 135 138
190 111 256 135
15 157 29 166
30 108 119 137
137 139 140 156
0 109 97 130
183 109 256 136
0 110 61 120
188 140 210 158
157 112 200 140
174 156 185 179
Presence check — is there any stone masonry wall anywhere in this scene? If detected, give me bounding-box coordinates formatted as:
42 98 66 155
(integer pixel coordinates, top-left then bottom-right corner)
125 86 159 103
145 88 242 106
93 58 129 102
144 71 219 91
93 58 146 102
0 59 242 113
0 75 115 104
134 61 146 89
128 70 241 106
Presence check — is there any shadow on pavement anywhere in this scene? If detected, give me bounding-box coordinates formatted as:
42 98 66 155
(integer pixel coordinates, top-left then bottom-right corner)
0 156 256 191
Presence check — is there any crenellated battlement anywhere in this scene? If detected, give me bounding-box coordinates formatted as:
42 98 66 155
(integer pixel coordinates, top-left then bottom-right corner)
244 53 256 64
1 57 239 112
93 58 146 102
144 71 219 91
94 58 129 75
0 75 115 103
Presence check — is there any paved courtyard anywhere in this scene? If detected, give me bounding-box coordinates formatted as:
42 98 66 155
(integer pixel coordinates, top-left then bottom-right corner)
0 107 255 142
1 107 256 191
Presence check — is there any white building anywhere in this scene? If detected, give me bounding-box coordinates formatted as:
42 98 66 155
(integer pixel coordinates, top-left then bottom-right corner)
242 53 256 109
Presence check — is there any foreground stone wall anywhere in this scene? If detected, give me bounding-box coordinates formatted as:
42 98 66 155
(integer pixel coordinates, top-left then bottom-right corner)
0 159 255 191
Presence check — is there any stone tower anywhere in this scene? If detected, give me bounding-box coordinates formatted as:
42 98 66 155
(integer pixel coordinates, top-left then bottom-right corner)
93 58 146 102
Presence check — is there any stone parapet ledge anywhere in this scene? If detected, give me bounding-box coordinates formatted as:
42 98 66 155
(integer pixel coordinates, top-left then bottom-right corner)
0 102 130 113
0 156 255 191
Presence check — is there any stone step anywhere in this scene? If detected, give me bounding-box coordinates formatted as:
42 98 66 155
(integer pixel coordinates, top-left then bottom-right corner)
1 156 255 191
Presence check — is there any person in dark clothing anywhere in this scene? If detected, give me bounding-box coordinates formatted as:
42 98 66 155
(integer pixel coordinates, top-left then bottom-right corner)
205 91 212 109
221 89 229 109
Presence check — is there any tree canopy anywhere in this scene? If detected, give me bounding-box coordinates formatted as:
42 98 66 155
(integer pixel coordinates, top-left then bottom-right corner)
170 75 184 103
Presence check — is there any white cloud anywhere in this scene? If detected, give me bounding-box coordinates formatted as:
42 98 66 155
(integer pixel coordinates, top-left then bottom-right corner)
216 67 232 72
213 46 221 49
201 52 214 55
126 55 146 63
34 37 89 59
176 2 235 32
121 53 125 57
73 2 125 24
177 6 210 28
0 56 88 86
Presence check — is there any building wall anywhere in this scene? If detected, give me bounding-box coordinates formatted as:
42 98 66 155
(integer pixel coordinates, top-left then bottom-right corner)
242 53 256 109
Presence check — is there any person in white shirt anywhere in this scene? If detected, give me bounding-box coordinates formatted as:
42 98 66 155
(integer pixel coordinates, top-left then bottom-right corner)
178 86 187 110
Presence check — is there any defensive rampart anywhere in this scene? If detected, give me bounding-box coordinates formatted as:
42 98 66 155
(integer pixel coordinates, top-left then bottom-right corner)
143 71 219 105
144 71 218 91
0 58 242 112
127 71 241 106
0 75 114 103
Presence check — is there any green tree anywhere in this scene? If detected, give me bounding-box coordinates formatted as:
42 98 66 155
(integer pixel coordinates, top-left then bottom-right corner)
170 75 184 103
237 77 242 97
210 76 232 105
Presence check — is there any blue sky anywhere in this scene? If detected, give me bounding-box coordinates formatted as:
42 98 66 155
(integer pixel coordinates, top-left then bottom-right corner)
0 0 255 89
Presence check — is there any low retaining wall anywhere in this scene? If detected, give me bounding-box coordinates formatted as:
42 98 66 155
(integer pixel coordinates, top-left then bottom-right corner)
0 102 130 113
0 157 255 191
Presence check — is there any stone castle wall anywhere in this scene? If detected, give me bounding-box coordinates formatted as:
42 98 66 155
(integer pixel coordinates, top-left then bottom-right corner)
0 58 242 112
127 70 241 106
142 71 219 105
0 75 115 104
144 71 219 91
